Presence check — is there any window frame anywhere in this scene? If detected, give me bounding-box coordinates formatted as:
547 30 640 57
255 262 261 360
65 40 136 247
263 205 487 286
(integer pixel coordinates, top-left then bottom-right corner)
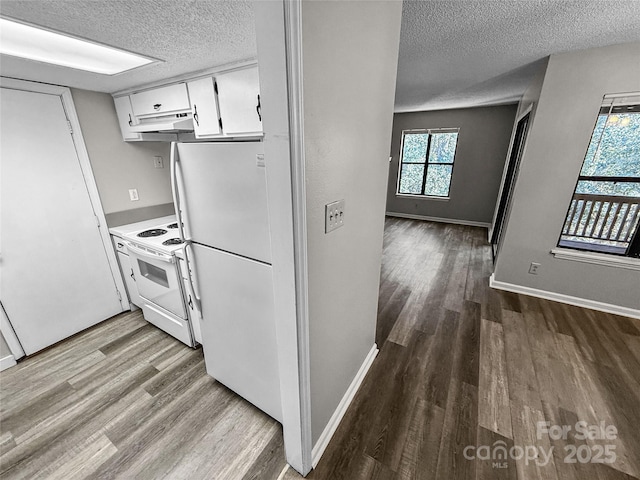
396 127 460 199
556 93 640 258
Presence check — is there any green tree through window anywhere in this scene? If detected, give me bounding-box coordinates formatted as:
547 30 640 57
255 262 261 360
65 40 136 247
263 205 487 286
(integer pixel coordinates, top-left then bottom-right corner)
558 95 640 257
397 129 459 197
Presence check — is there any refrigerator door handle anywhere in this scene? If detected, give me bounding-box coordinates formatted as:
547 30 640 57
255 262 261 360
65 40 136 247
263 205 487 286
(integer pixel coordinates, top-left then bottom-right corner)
183 241 202 314
170 142 187 242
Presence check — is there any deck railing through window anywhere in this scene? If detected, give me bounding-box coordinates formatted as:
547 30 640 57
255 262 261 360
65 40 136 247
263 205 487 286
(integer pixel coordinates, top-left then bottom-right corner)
560 192 640 254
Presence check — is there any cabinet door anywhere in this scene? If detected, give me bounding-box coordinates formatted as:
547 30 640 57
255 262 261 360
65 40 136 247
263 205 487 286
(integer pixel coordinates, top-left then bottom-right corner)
130 83 190 117
216 67 263 135
187 77 221 138
113 96 141 141
117 251 142 308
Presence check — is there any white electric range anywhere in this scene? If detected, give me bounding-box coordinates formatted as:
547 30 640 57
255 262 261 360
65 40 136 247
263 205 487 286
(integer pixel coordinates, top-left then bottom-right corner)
118 218 199 347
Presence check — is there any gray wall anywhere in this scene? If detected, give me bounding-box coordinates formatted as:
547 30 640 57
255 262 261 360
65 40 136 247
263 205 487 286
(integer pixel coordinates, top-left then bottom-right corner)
386 105 517 224
495 42 640 310
71 89 173 216
301 1 403 445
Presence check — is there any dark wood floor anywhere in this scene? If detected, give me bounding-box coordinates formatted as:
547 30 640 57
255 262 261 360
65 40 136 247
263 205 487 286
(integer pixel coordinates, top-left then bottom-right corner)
286 217 640 480
0 310 286 479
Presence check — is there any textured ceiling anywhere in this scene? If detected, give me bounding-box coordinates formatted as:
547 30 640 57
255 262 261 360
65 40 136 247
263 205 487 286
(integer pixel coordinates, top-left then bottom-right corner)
0 0 256 93
396 0 640 112
1 1 639 109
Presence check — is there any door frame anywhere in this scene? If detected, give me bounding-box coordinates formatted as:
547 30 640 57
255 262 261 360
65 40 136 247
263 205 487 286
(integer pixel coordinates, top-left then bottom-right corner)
253 1 313 475
488 103 534 255
0 78 129 325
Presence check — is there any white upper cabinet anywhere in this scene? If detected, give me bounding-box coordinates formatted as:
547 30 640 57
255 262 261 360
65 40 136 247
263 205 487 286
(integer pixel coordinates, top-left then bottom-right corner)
113 95 141 141
186 77 221 138
216 66 263 135
130 83 190 117
111 64 263 141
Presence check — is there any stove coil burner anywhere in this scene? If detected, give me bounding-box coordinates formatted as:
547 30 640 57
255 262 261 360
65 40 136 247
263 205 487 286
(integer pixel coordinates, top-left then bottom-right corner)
137 228 168 238
162 238 183 246
167 223 179 229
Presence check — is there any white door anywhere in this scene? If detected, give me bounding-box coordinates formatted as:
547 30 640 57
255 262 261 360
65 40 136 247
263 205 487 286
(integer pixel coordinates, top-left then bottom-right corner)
0 87 123 355
216 67 263 135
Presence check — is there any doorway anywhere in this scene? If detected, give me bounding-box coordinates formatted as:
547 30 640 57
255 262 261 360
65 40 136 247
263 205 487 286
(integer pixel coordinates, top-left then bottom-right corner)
490 108 531 259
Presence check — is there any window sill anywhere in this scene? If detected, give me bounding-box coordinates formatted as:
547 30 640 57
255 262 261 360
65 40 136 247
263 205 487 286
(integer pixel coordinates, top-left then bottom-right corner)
395 194 450 202
550 248 640 271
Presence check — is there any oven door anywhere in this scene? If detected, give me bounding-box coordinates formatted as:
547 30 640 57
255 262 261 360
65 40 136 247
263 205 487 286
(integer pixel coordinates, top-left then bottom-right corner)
127 243 186 319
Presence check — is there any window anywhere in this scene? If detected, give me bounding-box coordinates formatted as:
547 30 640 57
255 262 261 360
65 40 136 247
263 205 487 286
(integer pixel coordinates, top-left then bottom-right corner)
558 94 640 258
397 128 459 197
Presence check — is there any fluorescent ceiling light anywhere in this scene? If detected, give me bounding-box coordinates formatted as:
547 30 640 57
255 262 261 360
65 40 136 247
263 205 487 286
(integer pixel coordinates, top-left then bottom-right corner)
0 17 157 75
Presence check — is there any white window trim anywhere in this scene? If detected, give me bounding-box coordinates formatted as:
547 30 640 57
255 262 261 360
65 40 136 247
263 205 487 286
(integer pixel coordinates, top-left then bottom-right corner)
550 248 640 271
395 193 450 201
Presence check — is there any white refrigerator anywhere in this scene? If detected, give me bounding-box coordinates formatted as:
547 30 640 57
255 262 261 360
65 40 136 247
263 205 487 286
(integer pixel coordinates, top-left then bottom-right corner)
171 141 282 422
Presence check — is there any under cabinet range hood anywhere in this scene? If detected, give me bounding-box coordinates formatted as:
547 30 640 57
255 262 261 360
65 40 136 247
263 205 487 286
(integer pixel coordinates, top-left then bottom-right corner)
129 113 194 133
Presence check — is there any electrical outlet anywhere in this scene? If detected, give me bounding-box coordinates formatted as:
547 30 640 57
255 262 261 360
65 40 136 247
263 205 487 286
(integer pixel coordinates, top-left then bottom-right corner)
154 156 164 168
129 189 139 201
325 200 345 233
528 262 540 275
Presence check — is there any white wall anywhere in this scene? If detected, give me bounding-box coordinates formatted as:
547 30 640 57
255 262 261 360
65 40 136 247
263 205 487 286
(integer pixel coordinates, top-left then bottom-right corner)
386 105 517 224
71 89 172 215
300 1 403 445
494 42 640 310
0 331 10 358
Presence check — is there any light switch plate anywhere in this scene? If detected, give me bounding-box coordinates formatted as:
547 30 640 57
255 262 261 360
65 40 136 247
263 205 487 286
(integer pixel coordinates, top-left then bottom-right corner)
325 199 345 233
129 189 139 201
154 156 164 168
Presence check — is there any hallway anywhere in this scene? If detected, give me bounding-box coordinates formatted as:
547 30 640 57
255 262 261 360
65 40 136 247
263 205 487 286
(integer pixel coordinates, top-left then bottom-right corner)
297 217 640 480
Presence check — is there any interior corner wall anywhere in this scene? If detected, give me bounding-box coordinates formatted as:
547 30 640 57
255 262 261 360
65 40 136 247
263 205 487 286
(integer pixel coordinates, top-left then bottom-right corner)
70 89 173 215
300 1 403 445
386 105 517 224
494 42 640 310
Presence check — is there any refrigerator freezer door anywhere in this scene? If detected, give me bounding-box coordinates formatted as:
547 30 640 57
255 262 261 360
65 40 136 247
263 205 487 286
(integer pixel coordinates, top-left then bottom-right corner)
192 243 282 422
176 142 271 264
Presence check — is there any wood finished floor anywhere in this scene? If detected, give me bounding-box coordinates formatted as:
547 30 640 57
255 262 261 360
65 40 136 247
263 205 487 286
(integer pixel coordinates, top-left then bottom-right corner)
287 217 640 480
3 218 640 480
0 311 286 479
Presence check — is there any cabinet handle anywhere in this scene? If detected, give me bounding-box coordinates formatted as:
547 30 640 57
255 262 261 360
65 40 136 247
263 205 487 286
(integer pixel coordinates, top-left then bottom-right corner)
117 242 124 248
130 269 135 281
128 114 133 126
153 104 162 110
193 105 199 127
188 295 193 310
256 94 261 121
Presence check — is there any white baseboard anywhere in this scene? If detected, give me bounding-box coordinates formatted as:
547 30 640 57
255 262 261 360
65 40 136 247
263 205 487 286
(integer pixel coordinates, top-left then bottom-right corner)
489 274 640 320
0 355 17 372
276 464 290 480
311 344 379 468
386 212 491 229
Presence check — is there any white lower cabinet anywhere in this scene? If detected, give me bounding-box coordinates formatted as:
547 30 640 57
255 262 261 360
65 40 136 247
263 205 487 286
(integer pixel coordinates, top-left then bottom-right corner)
113 236 142 309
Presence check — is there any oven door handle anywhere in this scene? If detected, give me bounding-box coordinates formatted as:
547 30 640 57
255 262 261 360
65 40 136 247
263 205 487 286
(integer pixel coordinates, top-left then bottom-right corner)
126 243 175 264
